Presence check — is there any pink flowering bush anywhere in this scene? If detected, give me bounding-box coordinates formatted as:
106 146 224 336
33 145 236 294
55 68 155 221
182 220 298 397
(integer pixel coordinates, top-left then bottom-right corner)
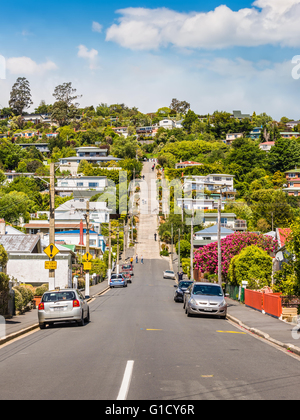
194 232 278 280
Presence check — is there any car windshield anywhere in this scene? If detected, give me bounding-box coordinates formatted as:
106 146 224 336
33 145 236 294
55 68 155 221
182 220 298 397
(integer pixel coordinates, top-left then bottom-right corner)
179 281 192 288
165 271 174 274
42 291 76 302
122 265 131 269
192 285 223 296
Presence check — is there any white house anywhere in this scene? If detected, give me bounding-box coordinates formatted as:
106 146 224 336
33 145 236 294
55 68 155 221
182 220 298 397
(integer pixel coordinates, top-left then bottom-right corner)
193 224 235 248
183 174 236 199
58 155 122 175
56 176 108 197
159 119 175 129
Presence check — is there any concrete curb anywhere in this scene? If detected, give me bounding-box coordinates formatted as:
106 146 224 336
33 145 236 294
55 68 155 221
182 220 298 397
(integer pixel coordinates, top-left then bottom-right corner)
227 313 300 357
0 286 111 347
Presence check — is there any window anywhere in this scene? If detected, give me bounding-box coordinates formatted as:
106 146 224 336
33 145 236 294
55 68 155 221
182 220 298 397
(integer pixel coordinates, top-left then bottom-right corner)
89 239 96 246
89 182 98 188
289 173 296 178
290 182 294 187
203 237 211 240
77 182 84 187
61 182 68 186
221 217 228 224
213 177 221 181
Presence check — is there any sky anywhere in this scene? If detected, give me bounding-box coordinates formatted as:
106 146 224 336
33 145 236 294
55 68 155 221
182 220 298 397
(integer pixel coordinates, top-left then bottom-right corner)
1 0 300 120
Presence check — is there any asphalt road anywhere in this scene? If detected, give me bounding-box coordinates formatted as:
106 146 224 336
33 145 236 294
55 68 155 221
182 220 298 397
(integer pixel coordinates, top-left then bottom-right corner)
1 257 300 400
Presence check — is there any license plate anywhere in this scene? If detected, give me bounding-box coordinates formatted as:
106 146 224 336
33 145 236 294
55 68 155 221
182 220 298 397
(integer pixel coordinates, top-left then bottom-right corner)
204 308 213 311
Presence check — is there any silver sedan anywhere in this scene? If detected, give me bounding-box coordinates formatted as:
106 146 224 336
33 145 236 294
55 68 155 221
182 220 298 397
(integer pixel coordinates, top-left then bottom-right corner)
184 282 227 319
38 288 90 329
163 270 176 280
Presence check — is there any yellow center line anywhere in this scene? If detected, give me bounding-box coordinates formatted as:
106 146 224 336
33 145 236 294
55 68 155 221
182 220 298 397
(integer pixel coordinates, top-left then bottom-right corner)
146 329 162 331
217 330 246 334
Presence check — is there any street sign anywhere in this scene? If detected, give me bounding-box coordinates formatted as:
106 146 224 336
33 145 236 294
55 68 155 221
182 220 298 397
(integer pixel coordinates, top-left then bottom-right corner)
83 252 92 262
44 243 59 259
83 262 92 270
45 261 57 269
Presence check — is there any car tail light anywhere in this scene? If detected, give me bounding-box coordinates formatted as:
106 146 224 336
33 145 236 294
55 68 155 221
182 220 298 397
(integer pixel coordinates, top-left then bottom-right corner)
73 299 80 307
38 302 44 310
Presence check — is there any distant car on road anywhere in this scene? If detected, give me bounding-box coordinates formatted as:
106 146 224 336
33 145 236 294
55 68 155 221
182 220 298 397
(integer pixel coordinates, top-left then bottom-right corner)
121 272 132 283
183 282 227 319
38 288 90 329
173 280 193 302
110 273 128 288
163 270 176 280
122 263 133 276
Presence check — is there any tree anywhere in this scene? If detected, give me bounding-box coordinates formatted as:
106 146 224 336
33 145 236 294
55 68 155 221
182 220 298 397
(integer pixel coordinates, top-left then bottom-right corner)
182 110 198 133
52 82 82 107
267 137 300 173
169 98 190 114
228 245 272 289
111 136 139 159
9 77 33 115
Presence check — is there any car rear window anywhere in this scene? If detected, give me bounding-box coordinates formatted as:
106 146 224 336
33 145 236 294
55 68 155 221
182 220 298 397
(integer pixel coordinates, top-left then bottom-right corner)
111 274 123 279
122 265 132 269
42 291 76 302
179 281 192 288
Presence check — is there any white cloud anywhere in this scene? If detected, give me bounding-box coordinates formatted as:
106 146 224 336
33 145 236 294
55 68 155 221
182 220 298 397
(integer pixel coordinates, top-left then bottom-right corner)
92 21 103 33
6 56 57 75
77 44 99 69
106 1 300 50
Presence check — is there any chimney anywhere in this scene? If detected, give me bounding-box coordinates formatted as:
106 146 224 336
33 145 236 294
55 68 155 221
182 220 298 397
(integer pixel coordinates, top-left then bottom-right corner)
0 219 6 235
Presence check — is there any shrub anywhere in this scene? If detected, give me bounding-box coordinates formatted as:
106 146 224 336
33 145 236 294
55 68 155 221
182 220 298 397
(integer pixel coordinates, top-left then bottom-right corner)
228 245 272 289
160 249 169 256
12 287 23 313
34 283 48 297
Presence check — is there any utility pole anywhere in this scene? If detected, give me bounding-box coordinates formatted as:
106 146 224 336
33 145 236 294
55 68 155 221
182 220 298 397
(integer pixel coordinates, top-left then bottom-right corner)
49 162 55 290
190 211 194 282
84 200 90 298
171 224 173 270
178 228 180 276
123 219 126 261
108 218 112 284
217 196 222 286
117 225 120 274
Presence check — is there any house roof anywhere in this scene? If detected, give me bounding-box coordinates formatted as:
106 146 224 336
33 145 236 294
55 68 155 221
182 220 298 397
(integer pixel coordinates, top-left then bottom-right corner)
177 161 202 165
277 228 291 248
195 225 235 235
0 234 40 253
24 223 87 229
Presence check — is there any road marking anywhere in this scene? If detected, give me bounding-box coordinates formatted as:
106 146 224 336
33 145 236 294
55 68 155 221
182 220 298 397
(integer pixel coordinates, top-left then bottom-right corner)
146 329 162 331
117 360 134 400
217 330 246 334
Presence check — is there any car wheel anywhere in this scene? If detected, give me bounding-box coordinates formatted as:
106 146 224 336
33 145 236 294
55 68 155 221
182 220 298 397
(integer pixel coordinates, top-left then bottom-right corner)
39 323 46 329
85 308 90 323
77 311 85 326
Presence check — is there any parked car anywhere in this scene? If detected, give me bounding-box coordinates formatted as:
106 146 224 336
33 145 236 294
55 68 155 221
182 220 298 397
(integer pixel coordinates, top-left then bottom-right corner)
110 273 128 288
174 280 193 302
122 263 133 276
183 282 227 319
121 272 132 283
38 288 90 329
163 270 176 280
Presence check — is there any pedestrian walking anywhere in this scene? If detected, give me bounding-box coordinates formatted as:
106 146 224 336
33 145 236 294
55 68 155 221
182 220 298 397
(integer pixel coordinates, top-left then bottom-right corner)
136 254 138 263
141 255 144 264
154 233 157 241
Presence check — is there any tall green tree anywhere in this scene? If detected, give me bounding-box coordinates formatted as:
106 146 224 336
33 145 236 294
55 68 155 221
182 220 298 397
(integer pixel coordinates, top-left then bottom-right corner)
9 77 33 115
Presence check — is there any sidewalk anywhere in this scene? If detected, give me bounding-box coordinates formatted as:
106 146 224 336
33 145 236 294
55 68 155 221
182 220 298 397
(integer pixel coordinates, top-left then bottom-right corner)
0 280 110 344
226 297 300 356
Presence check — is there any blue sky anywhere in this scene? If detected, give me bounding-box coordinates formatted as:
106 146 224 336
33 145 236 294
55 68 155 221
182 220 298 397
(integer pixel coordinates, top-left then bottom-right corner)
1 0 300 120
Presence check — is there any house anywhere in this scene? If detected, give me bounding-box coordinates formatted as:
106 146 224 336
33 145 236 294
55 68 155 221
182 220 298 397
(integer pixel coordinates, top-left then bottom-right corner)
159 119 175 129
283 169 300 196
286 121 300 129
183 174 236 200
265 228 292 272
222 133 243 145
75 146 108 158
193 224 235 248
58 155 122 175
5 171 35 183
201 212 246 231
0 234 42 254
18 143 50 153
56 175 108 197
280 132 300 139
175 161 203 169
259 141 275 151
249 127 262 139
112 127 129 137
232 110 251 120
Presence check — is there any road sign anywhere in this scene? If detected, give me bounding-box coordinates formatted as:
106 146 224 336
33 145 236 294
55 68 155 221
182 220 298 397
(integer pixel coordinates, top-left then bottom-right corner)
44 243 59 259
45 261 57 269
83 262 92 270
83 252 92 262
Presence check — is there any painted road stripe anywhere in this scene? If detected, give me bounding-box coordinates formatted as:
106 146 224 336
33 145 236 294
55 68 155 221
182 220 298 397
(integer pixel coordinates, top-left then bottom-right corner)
146 329 162 331
217 330 246 334
117 360 134 400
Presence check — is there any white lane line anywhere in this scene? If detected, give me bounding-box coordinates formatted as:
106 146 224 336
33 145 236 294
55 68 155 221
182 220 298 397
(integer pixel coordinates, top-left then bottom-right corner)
117 360 134 400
